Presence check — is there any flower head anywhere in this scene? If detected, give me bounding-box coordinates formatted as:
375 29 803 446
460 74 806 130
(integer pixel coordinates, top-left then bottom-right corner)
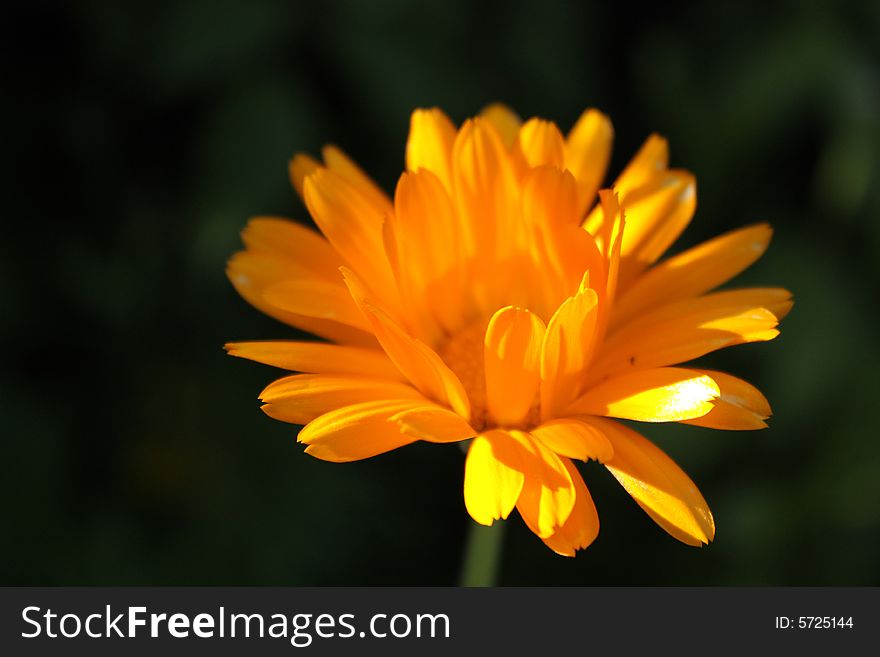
226 104 791 555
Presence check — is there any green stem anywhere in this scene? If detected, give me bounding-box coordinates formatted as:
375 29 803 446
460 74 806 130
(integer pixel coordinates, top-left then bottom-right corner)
458 520 506 587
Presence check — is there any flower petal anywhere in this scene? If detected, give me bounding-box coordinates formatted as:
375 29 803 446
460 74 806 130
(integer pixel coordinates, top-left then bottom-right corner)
541 459 600 556
464 430 527 526
565 108 613 217
591 289 790 380
343 267 471 420
515 431 578 538
241 217 341 280
289 153 320 199
321 144 393 215
612 223 775 328
616 170 696 289
682 369 772 430
303 167 398 305
451 117 517 261
260 374 422 425
226 251 374 346
586 417 715 545
530 418 614 462
263 280 372 331
484 306 546 427
405 107 457 192
224 341 404 380
568 367 720 422
388 169 465 336
540 281 600 420
299 399 426 462
512 117 565 174
479 103 522 150
391 405 475 442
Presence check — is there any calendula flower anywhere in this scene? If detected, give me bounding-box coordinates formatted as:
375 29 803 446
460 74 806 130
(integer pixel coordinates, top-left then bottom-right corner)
226 104 791 556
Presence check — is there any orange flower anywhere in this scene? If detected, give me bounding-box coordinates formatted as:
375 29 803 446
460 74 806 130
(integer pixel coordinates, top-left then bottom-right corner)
226 104 791 555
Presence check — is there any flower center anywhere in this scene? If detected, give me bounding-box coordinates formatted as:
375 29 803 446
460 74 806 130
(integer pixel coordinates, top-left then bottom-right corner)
437 317 541 432
437 318 489 431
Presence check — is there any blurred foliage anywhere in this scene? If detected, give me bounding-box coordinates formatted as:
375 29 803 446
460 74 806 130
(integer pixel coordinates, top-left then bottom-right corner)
2 0 878 585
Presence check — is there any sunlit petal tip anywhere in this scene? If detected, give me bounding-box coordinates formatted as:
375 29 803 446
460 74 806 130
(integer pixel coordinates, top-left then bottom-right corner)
478 102 523 149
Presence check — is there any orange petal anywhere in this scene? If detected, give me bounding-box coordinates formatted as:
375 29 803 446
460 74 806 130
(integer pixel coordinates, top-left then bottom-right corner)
484 306 545 427
451 118 516 260
224 341 403 380
587 417 715 545
260 374 422 425
521 167 604 315
321 145 393 215
464 430 527 526
530 418 614 462
540 281 599 420
263 280 372 331
299 399 426 462
405 107 457 192
515 431 577 538
568 367 720 422
390 405 475 442
389 169 465 336
303 168 398 305
592 289 790 380
541 459 600 556
343 267 471 420
612 224 775 328
682 369 772 430
241 217 341 280
478 103 522 150
289 154 320 199
226 251 374 346
565 108 613 217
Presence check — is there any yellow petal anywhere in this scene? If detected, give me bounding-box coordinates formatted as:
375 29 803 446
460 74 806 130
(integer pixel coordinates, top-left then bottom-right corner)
405 107 457 192
478 103 522 150
614 133 669 195
303 168 398 305
568 367 720 422
682 369 772 430
241 216 341 280
540 283 599 420
342 267 471 420
592 289 789 380
616 170 696 289
289 154 320 199
260 374 422 425
226 251 374 346
587 417 715 545
541 459 600 556
464 430 527 526
530 418 614 462
484 306 545 427
263 280 371 331
299 399 426 462
390 405 475 442
565 108 613 217
612 223 775 328
515 431 577 538
321 144 393 215
512 117 565 174
224 341 403 380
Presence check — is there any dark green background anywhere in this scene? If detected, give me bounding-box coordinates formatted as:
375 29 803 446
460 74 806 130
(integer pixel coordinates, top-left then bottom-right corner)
3 0 878 585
